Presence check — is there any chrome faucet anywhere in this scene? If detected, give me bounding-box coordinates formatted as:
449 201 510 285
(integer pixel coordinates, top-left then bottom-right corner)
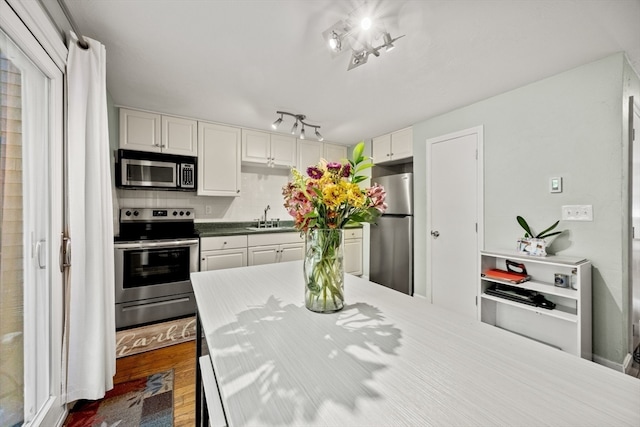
263 205 270 223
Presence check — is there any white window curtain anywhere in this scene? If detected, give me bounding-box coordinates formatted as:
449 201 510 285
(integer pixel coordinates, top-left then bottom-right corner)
65 33 115 402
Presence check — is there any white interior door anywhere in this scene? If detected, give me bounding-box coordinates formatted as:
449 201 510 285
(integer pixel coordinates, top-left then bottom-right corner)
0 4 65 425
427 127 483 319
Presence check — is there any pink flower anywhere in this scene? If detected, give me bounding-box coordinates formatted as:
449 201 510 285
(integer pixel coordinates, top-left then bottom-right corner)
367 183 387 213
326 162 341 172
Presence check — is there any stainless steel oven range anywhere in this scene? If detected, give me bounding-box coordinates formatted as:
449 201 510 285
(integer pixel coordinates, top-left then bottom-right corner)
114 208 199 329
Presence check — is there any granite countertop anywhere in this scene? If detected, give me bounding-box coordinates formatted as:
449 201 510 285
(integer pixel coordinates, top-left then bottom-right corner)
196 221 362 238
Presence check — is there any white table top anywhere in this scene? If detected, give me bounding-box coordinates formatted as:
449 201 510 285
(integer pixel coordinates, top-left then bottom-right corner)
191 261 640 427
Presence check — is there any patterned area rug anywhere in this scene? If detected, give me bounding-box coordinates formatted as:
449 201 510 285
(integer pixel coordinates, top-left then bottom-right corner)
116 316 196 358
64 370 174 427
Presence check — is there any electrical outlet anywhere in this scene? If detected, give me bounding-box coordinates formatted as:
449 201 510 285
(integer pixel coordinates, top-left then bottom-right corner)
561 205 593 221
205 205 212 215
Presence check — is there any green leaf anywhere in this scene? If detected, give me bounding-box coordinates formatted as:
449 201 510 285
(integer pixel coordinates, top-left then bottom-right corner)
536 220 559 238
352 175 367 184
352 141 364 164
538 230 562 239
516 216 534 237
355 162 373 173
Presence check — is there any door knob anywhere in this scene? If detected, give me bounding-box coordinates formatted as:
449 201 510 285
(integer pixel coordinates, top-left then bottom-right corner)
431 230 440 238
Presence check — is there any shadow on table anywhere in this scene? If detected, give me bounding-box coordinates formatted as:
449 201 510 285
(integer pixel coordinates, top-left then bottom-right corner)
208 297 402 425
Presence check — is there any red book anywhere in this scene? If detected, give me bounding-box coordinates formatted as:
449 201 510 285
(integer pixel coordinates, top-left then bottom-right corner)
483 268 530 284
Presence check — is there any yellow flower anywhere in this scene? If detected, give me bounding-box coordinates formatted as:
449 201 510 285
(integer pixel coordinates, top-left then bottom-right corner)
346 183 366 208
322 183 347 209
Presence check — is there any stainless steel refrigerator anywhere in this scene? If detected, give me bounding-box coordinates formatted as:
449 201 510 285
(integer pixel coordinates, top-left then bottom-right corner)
369 173 413 295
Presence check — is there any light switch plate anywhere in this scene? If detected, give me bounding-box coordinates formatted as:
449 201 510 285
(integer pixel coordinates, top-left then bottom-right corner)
561 205 593 221
550 177 562 193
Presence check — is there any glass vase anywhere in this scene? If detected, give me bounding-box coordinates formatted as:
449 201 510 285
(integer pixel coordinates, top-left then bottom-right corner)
304 228 344 313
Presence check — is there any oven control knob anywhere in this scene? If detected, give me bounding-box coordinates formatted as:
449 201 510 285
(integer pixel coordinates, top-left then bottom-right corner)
125 210 132 217
133 210 139 216
179 211 184 216
173 211 178 216
185 211 191 216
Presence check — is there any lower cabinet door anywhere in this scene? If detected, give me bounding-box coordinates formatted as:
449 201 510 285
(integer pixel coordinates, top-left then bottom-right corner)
248 245 279 266
344 238 363 276
279 243 304 263
201 249 247 271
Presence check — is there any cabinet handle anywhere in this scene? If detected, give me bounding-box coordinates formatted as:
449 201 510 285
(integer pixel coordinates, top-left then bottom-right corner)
236 189 240 193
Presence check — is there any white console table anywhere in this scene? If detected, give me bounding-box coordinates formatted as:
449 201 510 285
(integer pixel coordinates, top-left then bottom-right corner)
191 261 639 426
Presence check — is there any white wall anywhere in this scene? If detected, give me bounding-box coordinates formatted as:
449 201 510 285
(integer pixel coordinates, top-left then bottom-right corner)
413 53 639 365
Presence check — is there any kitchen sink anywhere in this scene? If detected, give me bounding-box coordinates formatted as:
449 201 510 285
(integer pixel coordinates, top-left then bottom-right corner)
245 226 297 232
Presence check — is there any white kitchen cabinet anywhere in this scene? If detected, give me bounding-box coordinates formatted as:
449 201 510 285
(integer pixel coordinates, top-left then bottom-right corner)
479 250 592 359
297 139 323 170
200 235 248 271
161 115 198 156
297 140 348 170
247 232 304 266
344 228 363 276
323 142 348 163
119 108 197 156
119 108 161 152
198 122 241 196
242 129 296 168
372 126 413 164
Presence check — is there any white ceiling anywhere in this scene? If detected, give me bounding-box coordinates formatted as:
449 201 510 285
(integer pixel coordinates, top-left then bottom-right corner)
61 0 640 145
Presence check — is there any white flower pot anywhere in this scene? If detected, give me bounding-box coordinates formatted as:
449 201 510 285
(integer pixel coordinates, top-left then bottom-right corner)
517 238 547 257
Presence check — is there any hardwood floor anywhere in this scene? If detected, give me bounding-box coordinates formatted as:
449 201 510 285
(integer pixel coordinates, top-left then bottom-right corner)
113 340 196 426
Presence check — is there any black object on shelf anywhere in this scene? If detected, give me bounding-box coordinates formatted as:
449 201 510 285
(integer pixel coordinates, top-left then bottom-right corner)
485 283 556 310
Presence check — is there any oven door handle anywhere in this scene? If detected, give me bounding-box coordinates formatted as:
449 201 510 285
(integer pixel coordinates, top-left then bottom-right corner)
114 238 200 250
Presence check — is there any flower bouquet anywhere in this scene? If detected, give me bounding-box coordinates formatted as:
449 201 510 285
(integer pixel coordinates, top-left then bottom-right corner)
282 141 387 312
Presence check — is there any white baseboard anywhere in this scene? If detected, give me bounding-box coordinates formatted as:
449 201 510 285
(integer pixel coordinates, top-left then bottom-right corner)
622 353 634 374
592 354 625 372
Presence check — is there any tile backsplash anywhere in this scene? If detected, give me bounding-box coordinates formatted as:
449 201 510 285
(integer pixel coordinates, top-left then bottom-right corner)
115 166 291 224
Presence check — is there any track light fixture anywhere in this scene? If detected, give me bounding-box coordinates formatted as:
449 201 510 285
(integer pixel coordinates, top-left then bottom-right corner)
271 111 323 141
321 2 404 71
271 114 283 129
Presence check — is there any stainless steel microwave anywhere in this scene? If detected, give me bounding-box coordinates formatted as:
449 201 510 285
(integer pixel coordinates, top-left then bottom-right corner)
116 149 196 191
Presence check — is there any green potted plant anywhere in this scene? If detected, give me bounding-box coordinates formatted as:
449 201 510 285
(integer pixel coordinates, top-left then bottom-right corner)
516 216 563 256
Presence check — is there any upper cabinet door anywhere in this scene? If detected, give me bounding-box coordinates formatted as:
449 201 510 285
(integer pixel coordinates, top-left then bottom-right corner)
390 127 413 161
372 127 413 164
162 115 197 156
198 122 241 196
242 129 271 165
119 108 161 153
372 133 391 163
297 139 323 170
323 143 347 163
270 134 296 168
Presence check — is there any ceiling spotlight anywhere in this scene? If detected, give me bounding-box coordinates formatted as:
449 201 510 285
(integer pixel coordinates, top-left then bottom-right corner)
383 32 395 51
271 111 323 141
329 31 341 52
322 7 405 71
271 116 283 129
347 50 369 71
